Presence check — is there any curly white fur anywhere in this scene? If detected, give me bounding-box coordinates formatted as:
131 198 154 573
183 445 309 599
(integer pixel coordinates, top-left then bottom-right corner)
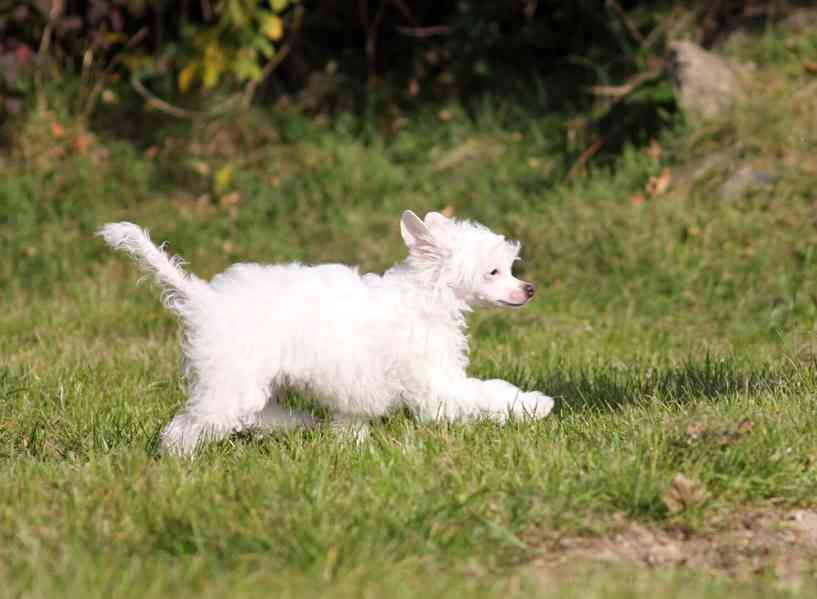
99 211 554 455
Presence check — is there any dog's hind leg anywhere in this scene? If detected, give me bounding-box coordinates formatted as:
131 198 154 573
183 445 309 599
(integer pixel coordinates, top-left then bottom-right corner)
161 374 268 455
160 411 232 456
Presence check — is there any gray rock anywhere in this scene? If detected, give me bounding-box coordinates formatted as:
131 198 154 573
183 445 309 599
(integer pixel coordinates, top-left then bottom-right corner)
719 165 773 199
669 41 746 123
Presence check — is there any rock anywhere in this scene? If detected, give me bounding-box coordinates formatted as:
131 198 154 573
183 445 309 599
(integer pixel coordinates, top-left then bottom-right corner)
668 41 746 123
719 166 773 199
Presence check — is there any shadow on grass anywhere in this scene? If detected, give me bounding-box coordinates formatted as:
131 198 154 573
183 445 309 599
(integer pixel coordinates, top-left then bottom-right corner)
534 356 791 415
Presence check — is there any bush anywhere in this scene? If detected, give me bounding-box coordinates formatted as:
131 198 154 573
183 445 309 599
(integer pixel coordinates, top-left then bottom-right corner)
0 1 798 128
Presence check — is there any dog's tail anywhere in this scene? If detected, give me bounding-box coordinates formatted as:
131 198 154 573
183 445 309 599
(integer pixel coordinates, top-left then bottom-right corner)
98 222 210 313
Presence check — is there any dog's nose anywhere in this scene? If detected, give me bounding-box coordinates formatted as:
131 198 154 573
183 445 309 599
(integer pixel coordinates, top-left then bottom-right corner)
524 283 535 298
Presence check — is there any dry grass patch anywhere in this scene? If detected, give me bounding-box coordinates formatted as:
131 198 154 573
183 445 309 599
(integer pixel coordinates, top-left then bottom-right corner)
531 508 817 587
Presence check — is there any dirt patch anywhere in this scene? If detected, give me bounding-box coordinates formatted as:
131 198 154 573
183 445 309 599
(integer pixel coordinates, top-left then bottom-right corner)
531 509 817 583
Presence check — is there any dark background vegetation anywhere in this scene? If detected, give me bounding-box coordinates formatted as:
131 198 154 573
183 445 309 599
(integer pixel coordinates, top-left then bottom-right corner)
0 0 807 146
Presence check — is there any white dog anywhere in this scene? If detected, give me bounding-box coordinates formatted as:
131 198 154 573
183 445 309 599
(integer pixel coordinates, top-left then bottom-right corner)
99 211 554 455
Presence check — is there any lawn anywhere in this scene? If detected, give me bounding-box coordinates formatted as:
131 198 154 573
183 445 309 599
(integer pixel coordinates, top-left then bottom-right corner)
2 24 817 598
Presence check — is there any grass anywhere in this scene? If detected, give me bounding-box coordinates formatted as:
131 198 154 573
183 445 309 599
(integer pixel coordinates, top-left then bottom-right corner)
3 23 817 598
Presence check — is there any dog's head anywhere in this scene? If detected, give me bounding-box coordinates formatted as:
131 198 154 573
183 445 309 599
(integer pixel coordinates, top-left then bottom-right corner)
400 210 535 309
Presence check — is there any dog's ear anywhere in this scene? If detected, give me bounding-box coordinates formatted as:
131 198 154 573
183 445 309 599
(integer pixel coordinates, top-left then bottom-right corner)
423 212 449 228
401 210 446 258
401 210 431 248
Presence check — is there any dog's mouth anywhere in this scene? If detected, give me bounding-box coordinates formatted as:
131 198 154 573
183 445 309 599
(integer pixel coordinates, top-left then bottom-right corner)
496 300 527 308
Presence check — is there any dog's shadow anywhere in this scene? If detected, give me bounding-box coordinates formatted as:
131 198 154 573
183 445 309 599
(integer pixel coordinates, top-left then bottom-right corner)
529 357 781 416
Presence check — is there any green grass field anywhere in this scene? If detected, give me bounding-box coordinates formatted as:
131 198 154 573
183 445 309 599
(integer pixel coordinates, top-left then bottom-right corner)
3 25 817 598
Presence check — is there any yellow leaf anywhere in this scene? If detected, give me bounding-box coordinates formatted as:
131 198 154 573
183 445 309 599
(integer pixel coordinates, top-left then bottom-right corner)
202 64 221 89
178 62 198 93
214 164 235 194
270 0 290 12
260 14 284 41
202 41 226 89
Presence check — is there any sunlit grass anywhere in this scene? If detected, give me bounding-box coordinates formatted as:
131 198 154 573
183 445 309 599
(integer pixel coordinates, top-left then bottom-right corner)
2 22 817 598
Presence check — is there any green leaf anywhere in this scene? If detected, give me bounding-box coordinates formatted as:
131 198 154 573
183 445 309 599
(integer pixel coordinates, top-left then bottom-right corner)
269 0 290 12
252 36 276 59
233 54 263 82
226 0 249 27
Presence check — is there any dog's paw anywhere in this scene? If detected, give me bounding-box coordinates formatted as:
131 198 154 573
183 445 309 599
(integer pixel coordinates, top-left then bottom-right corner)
514 391 555 420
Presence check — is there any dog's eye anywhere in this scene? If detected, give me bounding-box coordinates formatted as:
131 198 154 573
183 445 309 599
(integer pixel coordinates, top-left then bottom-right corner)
489 268 499 276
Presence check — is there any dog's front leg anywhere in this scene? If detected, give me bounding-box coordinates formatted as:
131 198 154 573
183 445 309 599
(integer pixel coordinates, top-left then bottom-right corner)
417 377 554 423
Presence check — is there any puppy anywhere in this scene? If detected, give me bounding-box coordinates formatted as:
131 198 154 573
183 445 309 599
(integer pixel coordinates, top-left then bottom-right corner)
99 211 553 454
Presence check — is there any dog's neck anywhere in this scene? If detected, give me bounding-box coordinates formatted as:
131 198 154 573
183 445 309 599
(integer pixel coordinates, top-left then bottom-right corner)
384 261 472 317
